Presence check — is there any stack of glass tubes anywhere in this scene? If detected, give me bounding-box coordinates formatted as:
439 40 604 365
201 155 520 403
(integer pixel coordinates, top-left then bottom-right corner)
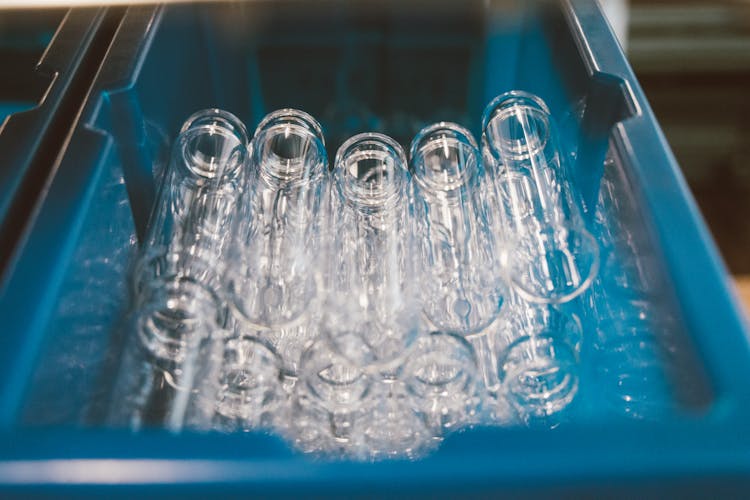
110 91 600 460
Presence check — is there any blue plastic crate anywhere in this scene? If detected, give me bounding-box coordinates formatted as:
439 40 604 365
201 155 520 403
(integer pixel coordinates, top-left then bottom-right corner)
0 8 110 276
1 1 749 495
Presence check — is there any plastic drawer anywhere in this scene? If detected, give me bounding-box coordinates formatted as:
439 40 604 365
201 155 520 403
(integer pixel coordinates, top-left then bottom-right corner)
0 8 118 276
1 1 749 495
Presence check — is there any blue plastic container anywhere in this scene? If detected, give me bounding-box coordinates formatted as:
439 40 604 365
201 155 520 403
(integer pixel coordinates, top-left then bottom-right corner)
1 1 750 494
0 9 114 275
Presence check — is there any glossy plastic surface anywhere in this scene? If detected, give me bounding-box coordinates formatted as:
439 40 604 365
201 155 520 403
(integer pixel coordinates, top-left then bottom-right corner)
0 9 108 270
1 0 749 495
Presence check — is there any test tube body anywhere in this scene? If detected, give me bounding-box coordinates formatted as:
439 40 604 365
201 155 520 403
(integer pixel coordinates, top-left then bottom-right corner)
210 109 328 429
493 293 581 423
323 133 419 369
482 91 598 304
225 109 329 332
410 122 506 336
402 331 482 437
134 109 247 305
112 109 248 429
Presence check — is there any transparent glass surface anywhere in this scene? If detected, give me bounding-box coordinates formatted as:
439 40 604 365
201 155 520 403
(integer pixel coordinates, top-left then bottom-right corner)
324 133 419 369
194 332 286 432
223 109 329 379
482 91 599 305
403 332 483 436
410 123 507 336
225 109 329 333
134 109 248 303
493 292 582 424
108 281 220 431
109 109 248 429
290 335 378 456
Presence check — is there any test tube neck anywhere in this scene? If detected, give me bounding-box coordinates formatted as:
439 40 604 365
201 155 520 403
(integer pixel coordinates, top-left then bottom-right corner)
410 122 480 195
252 108 327 183
177 108 249 182
334 133 409 212
482 90 551 161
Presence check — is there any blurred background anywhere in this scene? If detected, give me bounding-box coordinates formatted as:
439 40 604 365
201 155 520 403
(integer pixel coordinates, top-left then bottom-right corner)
1 0 749 301
602 0 750 307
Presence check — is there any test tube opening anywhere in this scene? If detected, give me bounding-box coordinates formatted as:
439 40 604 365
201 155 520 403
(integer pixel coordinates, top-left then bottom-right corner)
299 338 373 410
496 306 581 418
482 91 551 161
498 333 579 417
253 108 327 181
213 335 285 425
410 122 480 193
334 133 408 210
179 109 249 180
405 333 481 423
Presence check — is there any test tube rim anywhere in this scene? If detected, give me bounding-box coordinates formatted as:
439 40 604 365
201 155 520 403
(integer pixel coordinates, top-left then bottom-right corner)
333 132 409 210
409 121 481 194
481 90 552 162
253 108 326 146
176 108 249 182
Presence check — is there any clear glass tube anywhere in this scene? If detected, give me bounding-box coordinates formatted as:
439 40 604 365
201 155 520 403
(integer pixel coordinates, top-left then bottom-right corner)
410 122 506 335
294 334 376 448
323 132 419 369
134 109 248 305
132 109 247 365
202 332 286 431
286 393 339 455
493 294 581 423
225 108 328 332
402 331 482 437
111 109 248 430
110 284 219 431
355 377 434 460
482 91 598 304
290 339 435 460
220 109 329 386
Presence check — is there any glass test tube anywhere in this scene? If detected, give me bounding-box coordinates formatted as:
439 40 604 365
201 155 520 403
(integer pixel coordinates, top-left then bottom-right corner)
493 293 581 423
133 109 247 359
410 122 506 336
196 109 329 431
355 376 434 461
482 91 598 304
226 109 328 329
292 336 435 461
294 333 377 450
323 132 419 369
402 331 482 437
224 109 329 376
112 109 248 430
111 289 220 431
134 109 247 303
197 333 286 431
